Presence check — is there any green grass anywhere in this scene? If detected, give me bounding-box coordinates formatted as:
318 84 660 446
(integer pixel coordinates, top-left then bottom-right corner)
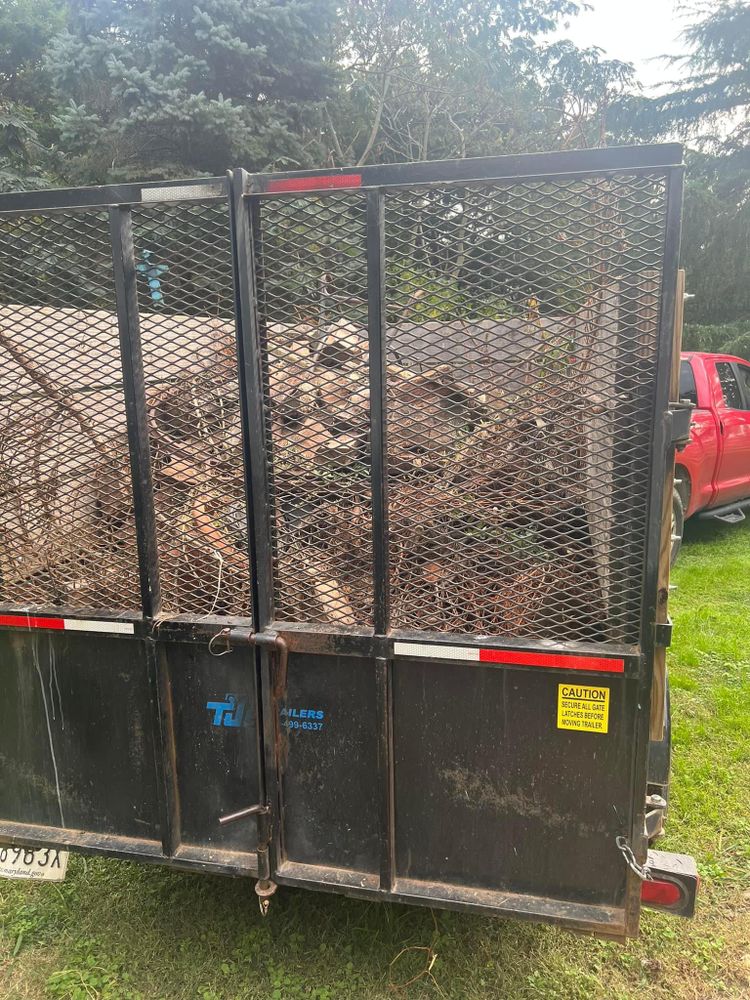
2 518 750 999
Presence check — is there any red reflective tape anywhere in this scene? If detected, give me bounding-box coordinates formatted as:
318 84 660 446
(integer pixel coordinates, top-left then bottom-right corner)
478 649 624 673
0 614 65 630
266 173 362 194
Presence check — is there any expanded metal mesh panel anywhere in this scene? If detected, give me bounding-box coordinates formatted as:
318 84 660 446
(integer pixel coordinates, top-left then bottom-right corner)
0 161 671 642
0 211 140 611
384 174 667 643
255 193 373 626
131 201 251 620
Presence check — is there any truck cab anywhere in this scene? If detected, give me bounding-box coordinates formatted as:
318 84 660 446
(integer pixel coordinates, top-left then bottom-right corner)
674 352 750 545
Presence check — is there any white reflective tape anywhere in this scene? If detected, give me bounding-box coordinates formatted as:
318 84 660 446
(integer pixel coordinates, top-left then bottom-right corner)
393 641 479 661
62 619 135 635
141 183 225 202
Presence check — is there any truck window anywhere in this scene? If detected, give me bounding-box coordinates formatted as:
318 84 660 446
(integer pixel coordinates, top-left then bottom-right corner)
738 364 750 409
715 362 744 409
679 360 698 405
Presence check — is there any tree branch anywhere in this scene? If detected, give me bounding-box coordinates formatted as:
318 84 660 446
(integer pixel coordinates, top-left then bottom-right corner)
0 328 106 453
356 67 392 166
324 103 345 164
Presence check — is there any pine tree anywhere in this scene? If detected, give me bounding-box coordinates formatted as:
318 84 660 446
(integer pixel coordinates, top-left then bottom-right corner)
657 2 749 157
0 0 65 189
609 3 750 327
46 0 338 182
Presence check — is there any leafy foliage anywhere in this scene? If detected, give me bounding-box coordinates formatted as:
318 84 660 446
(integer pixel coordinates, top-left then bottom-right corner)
0 0 744 325
683 319 750 361
680 150 750 325
0 103 44 190
320 0 635 165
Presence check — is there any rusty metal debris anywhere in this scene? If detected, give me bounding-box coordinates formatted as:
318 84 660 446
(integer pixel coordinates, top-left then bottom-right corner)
0 299 618 636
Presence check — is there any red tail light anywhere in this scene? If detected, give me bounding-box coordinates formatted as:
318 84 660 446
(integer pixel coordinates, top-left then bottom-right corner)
641 850 699 917
641 878 682 907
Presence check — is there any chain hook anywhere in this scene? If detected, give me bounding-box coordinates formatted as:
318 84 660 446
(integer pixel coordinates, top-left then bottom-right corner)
616 835 653 881
208 626 232 657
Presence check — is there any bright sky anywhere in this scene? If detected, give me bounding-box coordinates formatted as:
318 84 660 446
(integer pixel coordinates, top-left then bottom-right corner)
553 0 693 92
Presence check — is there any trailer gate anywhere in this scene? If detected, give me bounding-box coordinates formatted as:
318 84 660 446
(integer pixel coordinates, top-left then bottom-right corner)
0 145 684 938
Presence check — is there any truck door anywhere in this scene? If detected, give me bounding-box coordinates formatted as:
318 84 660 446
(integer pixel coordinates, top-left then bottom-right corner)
711 360 750 504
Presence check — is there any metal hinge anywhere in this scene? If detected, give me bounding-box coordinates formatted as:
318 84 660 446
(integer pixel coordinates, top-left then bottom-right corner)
654 619 673 648
667 400 694 449
645 793 668 841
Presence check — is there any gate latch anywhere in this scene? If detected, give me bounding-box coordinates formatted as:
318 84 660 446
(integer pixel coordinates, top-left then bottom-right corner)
218 803 270 826
207 625 287 914
654 618 673 648
217 801 276 914
207 626 288 695
667 400 694 450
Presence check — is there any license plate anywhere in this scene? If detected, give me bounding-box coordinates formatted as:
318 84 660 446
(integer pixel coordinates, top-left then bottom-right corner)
0 844 68 881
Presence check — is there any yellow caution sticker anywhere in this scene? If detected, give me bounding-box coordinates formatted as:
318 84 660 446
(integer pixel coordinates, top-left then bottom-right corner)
557 684 610 734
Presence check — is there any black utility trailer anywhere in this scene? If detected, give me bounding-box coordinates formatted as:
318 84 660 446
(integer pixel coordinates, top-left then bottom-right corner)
0 145 698 939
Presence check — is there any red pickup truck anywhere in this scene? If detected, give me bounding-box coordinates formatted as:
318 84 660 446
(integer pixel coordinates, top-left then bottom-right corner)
672 351 750 561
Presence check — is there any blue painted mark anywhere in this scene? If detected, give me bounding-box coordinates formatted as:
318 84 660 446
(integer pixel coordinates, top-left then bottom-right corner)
280 706 325 732
206 693 248 728
136 249 169 306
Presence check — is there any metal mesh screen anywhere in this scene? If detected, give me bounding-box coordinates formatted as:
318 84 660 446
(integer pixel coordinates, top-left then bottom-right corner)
0 210 140 612
255 193 373 626
384 174 667 643
0 162 671 642
131 200 252 620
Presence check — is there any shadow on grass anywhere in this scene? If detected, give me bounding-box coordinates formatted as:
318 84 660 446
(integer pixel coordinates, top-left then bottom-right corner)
26 856 583 999
680 510 750 553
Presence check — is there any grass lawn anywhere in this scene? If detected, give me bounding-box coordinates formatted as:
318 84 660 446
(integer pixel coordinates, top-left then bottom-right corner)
1 517 749 999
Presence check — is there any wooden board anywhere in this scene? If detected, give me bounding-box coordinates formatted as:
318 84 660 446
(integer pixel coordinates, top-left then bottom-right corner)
650 268 685 740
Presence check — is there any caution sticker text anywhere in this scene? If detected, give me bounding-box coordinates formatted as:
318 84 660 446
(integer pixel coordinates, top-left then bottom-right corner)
557 684 610 734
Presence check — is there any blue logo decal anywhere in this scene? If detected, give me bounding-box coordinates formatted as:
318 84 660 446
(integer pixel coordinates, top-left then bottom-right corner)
206 693 248 728
280 706 325 732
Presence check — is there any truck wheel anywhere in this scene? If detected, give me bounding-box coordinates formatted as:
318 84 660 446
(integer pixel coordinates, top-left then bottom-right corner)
670 488 684 567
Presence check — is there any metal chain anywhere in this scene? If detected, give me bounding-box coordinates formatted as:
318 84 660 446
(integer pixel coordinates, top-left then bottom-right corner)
616 836 654 881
